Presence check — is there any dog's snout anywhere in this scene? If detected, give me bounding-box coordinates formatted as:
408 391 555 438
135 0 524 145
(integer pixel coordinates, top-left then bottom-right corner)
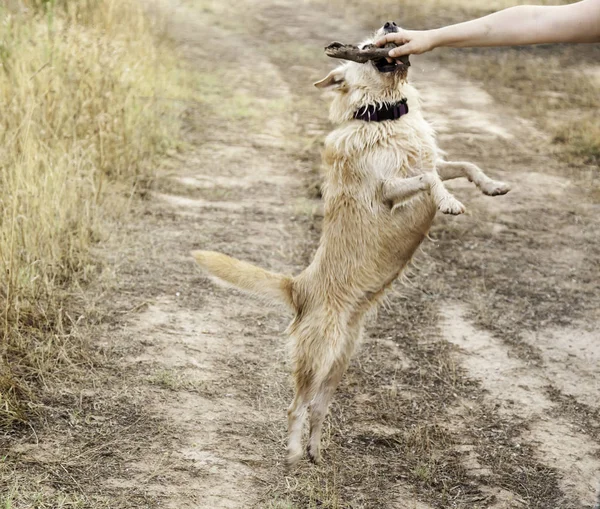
383 21 398 33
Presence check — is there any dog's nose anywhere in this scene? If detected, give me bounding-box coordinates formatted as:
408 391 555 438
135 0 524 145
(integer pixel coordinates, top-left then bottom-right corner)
383 21 398 33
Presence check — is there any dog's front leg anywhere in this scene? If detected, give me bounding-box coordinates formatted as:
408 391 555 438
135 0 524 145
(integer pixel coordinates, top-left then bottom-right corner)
383 172 466 215
436 160 510 196
382 174 429 204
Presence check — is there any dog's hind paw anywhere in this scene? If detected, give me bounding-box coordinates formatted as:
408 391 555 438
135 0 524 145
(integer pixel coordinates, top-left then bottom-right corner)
286 447 304 469
307 444 321 465
481 179 511 196
438 197 466 215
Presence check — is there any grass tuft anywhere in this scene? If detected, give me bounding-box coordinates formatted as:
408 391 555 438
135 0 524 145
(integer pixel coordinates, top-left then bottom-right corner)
0 0 189 429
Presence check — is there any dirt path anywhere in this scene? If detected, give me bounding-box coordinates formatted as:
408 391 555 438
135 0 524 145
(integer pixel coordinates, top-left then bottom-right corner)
80 1 599 507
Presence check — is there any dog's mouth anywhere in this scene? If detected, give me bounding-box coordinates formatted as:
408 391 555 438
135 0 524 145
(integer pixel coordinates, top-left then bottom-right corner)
373 54 410 73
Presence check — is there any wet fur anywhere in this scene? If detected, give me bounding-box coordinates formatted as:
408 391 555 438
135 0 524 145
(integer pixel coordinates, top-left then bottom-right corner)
192 27 509 467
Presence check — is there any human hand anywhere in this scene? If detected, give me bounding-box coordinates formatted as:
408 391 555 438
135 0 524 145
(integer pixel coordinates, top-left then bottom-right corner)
374 29 439 57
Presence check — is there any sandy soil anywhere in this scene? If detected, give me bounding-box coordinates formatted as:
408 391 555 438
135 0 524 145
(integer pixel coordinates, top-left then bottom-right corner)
6 0 599 507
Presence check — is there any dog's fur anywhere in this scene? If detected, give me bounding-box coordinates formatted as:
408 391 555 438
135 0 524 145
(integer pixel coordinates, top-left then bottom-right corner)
192 26 509 467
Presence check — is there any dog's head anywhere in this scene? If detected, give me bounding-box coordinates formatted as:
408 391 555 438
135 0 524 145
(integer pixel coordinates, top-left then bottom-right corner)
315 22 411 124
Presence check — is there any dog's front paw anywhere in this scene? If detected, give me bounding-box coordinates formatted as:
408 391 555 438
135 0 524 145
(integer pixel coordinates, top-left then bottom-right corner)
438 197 466 215
481 179 511 196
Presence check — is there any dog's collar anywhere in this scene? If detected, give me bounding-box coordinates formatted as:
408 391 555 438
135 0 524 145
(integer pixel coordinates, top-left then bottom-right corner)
353 99 409 122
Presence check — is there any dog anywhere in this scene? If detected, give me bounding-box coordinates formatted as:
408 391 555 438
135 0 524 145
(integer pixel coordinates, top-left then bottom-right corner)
192 22 510 467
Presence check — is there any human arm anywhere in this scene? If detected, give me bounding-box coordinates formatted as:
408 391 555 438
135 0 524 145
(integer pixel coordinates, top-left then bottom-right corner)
375 0 600 57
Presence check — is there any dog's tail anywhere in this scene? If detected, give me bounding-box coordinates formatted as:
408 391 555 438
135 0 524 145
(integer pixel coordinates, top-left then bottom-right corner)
191 250 294 309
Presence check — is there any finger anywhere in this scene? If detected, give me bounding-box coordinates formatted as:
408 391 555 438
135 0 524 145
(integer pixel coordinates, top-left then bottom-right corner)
374 34 394 47
389 43 414 57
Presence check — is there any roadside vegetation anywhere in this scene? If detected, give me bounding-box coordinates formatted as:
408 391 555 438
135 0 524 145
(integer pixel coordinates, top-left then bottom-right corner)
0 0 187 430
459 44 600 177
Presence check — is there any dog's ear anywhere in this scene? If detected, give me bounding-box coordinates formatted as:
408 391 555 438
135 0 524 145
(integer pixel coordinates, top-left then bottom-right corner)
314 68 346 89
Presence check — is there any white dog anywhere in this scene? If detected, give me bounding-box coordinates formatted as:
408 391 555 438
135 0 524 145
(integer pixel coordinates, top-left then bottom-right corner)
193 22 510 467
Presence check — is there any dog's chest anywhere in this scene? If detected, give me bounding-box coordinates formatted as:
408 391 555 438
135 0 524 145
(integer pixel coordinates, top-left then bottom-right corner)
324 119 437 187
364 144 431 181
325 143 435 195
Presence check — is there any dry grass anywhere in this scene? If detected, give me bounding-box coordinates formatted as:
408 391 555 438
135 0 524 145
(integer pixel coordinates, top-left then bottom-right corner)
458 48 600 172
0 0 188 429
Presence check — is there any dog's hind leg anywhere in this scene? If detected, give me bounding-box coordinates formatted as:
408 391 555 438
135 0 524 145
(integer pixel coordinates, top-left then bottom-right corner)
287 344 325 468
383 172 465 215
306 361 347 464
306 316 367 464
436 160 510 196
287 384 310 468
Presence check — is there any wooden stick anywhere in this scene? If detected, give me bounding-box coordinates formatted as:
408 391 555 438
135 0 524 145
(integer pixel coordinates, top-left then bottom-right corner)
324 42 410 66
